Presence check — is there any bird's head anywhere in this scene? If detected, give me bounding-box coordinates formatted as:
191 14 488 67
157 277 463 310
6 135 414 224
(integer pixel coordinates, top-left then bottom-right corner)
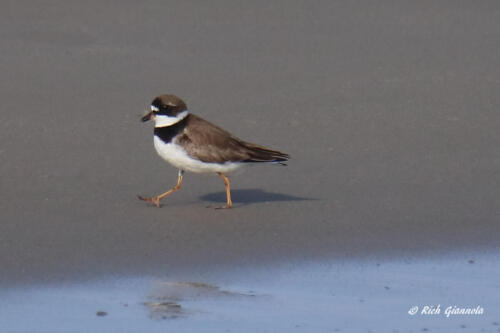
142 94 189 127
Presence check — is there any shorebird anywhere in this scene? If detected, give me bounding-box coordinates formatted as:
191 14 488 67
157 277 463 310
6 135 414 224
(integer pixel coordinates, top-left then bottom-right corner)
138 94 289 208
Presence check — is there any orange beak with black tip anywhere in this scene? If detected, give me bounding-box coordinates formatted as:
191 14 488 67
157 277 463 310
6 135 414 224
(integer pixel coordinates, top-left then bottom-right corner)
141 111 154 122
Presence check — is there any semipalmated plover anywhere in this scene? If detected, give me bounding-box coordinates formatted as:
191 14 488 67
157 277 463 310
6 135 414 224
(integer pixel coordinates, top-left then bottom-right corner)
138 94 289 209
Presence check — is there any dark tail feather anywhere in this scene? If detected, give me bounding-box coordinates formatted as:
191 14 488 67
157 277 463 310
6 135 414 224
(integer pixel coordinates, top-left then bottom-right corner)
241 142 290 164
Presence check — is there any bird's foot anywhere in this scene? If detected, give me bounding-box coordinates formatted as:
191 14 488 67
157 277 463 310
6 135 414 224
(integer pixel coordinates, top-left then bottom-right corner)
213 204 232 210
137 195 161 208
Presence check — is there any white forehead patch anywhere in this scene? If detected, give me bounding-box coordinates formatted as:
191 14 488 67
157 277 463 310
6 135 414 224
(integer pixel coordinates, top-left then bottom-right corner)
151 105 159 112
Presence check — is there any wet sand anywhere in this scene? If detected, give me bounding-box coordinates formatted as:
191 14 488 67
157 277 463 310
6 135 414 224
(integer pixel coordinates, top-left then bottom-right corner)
2 253 498 332
1 1 500 330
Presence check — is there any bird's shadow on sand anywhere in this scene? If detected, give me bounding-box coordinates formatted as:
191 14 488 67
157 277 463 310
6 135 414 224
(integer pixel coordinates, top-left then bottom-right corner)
200 189 314 206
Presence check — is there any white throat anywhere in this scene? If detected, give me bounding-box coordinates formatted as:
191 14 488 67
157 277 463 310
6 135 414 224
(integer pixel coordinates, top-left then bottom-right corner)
154 110 189 127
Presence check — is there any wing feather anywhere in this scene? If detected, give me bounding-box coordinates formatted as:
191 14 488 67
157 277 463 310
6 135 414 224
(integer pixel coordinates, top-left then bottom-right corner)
176 115 289 164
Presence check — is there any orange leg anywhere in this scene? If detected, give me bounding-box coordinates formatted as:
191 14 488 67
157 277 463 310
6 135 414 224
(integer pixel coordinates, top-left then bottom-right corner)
217 172 232 209
138 170 184 207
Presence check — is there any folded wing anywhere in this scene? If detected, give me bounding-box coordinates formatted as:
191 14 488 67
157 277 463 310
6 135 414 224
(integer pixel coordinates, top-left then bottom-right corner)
177 115 290 164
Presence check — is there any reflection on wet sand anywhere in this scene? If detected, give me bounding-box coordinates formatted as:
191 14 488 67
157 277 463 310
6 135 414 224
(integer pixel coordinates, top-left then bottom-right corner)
144 281 257 320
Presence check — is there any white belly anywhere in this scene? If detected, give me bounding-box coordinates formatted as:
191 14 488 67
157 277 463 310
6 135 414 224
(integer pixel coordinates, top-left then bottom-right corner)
153 136 243 174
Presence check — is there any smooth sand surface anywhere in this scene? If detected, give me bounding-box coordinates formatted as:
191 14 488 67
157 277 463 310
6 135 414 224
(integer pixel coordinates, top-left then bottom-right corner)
1 1 500 287
2 254 498 332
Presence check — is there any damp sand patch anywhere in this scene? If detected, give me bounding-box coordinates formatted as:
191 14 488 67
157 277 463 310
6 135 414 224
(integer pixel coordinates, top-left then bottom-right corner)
144 281 259 320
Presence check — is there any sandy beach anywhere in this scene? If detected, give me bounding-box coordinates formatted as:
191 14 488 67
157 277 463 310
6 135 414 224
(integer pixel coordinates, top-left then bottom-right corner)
1 1 499 331
2 253 498 332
